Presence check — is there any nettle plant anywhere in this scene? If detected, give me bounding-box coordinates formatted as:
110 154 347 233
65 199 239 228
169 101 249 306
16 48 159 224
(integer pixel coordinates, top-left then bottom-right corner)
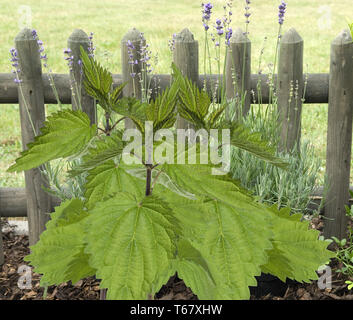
7 43 334 299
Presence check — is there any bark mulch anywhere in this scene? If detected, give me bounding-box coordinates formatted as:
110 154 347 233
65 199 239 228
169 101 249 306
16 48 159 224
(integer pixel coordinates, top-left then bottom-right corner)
1 217 352 300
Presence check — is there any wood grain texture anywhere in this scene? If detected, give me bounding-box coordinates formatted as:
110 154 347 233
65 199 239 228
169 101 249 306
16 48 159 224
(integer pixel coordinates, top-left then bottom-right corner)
67 29 97 125
15 28 51 246
173 28 198 129
121 28 144 129
0 188 60 217
277 28 304 152
0 73 329 104
225 28 251 117
324 29 353 239
0 219 4 265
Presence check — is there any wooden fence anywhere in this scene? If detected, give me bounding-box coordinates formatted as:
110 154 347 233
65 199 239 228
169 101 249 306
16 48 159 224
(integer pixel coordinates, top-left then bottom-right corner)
0 27 352 265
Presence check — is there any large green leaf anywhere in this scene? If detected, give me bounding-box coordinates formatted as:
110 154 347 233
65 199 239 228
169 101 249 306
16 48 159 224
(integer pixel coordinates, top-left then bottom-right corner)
24 198 95 286
261 206 335 282
172 63 210 129
7 109 97 172
161 163 252 205
200 197 273 299
68 130 125 176
159 164 273 299
173 238 216 300
84 193 178 299
112 83 178 133
172 63 287 168
145 85 178 131
111 97 147 132
80 46 113 111
84 160 145 209
158 163 333 299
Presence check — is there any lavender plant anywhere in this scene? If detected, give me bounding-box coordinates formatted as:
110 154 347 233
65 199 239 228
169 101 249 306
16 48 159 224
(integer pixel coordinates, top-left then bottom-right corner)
223 1 322 215
32 30 63 110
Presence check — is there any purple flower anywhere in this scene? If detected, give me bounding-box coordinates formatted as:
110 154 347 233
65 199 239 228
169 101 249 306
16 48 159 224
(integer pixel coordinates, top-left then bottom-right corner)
126 40 135 60
168 33 176 52
244 0 251 24
278 1 287 25
139 33 153 73
126 40 138 79
31 30 48 64
88 32 95 58
214 18 224 36
127 40 135 50
225 27 232 45
202 2 213 31
78 59 83 75
31 29 37 40
10 48 22 84
220 1 233 32
63 49 74 71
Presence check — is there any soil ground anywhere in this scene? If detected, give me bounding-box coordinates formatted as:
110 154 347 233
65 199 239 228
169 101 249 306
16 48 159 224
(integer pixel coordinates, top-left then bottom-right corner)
1 217 353 300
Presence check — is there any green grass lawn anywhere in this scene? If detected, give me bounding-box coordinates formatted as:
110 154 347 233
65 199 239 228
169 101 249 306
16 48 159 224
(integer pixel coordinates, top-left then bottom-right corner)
0 0 352 187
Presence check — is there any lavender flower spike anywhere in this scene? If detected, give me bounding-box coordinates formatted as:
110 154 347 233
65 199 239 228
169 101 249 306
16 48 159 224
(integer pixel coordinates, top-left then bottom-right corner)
214 18 224 36
88 32 95 58
9 48 22 84
168 33 176 52
244 0 251 25
63 48 74 71
31 29 38 40
278 1 287 25
202 2 213 31
225 27 233 46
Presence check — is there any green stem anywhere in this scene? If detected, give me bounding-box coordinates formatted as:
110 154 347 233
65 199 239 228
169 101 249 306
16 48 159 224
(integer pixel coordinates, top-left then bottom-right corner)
46 69 63 111
205 33 214 99
270 25 282 107
146 165 152 196
241 24 249 115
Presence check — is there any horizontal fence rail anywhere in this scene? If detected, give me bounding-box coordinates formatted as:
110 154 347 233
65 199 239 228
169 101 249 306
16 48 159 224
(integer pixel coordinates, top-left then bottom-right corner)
0 188 60 218
1 187 353 218
0 73 329 105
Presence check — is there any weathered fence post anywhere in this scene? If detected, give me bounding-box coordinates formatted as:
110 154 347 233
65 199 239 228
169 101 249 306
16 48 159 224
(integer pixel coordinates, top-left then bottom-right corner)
324 29 353 240
15 28 51 246
277 28 304 153
121 28 144 129
0 220 4 265
225 28 251 118
173 28 199 129
68 29 97 125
